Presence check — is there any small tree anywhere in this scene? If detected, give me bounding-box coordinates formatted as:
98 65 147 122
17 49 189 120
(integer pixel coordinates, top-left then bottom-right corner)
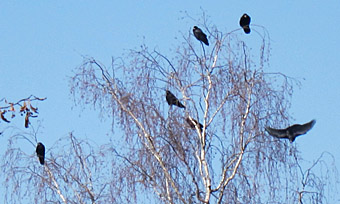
2 132 123 203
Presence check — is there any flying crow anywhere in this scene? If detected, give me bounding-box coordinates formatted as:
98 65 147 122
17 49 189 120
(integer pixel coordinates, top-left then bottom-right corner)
166 90 185 109
193 26 209 46
239 14 251 34
265 120 316 142
36 142 45 165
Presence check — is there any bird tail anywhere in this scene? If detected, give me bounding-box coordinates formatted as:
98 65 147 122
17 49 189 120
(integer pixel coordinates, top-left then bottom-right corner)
177 102 186 109
243 26 251 34
39 156 45 165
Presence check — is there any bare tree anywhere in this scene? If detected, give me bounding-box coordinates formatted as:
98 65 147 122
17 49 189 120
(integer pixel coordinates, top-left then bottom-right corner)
68 23 337 203
2 131 129 204
295 152 339 204
1 22 338 203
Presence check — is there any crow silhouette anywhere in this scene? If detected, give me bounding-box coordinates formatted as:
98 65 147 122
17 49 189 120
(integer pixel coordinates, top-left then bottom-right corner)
239 14 251 34
186 117 203 131
36 142 45 165
166 90 185 109
193 26 209 46
265 120 316 142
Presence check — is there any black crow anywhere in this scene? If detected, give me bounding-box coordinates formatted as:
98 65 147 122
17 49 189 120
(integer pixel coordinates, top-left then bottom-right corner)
186 117 203 131
193 26 209 46
239 14 251 34
36 142 45 165
265 120 316 142
166 90 185 109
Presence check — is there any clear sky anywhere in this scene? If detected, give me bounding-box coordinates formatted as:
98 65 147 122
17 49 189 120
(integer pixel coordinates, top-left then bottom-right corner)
1 0 339 201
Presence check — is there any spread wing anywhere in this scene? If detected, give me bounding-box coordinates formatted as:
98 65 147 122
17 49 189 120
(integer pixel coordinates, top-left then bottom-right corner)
289 120 316 137
265 127 288 139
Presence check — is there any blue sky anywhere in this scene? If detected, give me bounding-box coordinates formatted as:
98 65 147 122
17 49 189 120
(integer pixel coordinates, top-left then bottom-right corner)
1 0 340 201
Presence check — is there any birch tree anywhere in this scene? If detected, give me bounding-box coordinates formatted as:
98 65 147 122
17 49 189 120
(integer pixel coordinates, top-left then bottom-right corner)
68 24 336 203
1 23 337 203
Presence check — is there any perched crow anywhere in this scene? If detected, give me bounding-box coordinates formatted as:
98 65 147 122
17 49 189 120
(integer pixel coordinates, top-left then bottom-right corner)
193 26 209 46
239 14 251 34
166 90 185 109
265 120 316 142
186 117 203 131
36 142 45 165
